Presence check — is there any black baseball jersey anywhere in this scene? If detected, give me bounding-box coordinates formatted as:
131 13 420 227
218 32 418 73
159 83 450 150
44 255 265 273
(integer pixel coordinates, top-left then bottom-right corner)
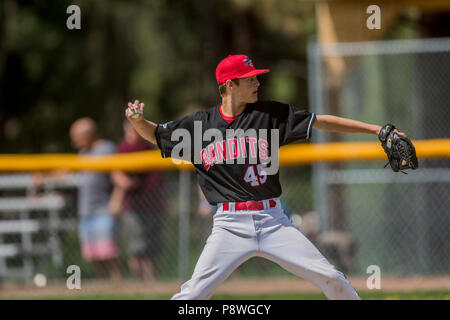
155 100 316 205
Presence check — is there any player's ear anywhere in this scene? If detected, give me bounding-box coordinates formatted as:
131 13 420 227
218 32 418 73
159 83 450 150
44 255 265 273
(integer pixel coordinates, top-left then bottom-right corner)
219 79 238 96
225 79 233 89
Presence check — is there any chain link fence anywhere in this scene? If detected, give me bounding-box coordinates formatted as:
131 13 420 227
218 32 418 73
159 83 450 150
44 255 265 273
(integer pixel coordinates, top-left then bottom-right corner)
308 37 450 276
0 167 317 284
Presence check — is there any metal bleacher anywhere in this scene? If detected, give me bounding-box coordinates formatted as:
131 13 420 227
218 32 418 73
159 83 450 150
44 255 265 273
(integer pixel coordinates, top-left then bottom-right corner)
0 174 78 284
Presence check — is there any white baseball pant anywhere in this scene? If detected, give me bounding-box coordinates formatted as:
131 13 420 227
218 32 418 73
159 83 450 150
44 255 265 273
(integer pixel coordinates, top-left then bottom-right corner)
171 198 360 300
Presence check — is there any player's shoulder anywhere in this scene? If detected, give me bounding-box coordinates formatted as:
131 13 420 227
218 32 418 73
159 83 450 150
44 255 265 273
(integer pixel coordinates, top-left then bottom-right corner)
161 109 209 129
251 100 289 109
196 104 222 121
249 100 292 116
183 107 213 121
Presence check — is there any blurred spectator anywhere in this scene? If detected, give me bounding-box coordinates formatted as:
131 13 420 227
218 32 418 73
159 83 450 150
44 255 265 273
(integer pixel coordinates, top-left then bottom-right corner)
109 121 166 281
70 117 122 280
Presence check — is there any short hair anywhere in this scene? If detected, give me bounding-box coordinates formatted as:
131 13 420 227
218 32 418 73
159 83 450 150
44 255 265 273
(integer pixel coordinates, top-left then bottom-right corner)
219 78 240 96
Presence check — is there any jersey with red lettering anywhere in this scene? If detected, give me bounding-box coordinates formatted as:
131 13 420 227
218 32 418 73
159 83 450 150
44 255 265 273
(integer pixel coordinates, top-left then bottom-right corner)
155 100 315 205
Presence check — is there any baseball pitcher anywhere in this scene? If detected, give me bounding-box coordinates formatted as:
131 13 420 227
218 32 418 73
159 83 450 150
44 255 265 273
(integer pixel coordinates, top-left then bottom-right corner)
124 55 417 300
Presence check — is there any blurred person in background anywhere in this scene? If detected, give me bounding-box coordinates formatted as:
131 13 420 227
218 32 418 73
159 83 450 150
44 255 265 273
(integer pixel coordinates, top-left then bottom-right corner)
109 121 166 281
69 117 122 280
33 117 122 279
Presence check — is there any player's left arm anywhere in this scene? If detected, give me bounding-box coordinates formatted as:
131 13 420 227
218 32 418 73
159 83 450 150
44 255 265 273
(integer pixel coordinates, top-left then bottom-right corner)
312 115 407 137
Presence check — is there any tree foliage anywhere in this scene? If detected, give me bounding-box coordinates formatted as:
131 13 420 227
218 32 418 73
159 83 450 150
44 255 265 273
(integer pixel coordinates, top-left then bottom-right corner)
1 0 316 153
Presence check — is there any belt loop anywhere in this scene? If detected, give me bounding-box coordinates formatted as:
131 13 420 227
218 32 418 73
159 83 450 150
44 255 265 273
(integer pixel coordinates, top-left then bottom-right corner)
230 202 235 212
263 200 268 210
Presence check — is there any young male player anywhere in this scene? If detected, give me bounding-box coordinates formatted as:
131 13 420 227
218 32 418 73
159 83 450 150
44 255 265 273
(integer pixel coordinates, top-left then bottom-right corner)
124 54 406 300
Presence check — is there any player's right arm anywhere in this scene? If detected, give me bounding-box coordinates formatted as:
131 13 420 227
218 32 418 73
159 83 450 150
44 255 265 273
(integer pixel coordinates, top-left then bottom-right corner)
127 102 200 161
125 99 158 145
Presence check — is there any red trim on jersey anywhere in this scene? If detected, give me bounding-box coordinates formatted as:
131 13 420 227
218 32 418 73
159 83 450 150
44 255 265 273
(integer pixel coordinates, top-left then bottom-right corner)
219 105 239 123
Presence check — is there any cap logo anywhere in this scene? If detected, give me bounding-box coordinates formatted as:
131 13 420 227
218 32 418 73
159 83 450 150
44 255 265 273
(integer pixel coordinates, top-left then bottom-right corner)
243 56 254 67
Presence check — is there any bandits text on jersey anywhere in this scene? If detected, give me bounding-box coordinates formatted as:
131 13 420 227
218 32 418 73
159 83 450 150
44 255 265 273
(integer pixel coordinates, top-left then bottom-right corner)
201 136 269 171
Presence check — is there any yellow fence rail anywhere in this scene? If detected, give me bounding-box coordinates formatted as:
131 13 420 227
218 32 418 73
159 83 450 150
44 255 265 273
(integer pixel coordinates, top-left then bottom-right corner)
0 139 449 172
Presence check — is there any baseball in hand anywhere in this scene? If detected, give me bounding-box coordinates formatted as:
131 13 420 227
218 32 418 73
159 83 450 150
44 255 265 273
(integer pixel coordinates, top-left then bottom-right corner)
127 100 144 119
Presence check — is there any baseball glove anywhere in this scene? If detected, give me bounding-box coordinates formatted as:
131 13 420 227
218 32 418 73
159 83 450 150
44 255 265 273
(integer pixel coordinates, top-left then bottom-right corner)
378 124 419 173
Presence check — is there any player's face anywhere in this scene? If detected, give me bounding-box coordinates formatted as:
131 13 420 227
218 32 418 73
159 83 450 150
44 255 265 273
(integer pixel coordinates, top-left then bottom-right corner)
235 76 260 103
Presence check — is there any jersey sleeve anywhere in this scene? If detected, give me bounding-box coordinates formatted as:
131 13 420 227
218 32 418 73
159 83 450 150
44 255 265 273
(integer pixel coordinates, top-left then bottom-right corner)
276 103 316 146
155 112 201 161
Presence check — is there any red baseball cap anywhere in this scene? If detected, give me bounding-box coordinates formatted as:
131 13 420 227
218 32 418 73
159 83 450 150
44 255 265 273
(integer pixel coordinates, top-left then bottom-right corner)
216 54 270 85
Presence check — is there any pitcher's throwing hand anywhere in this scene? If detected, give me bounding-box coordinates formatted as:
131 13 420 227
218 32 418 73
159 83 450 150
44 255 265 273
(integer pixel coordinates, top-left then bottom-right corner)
125 100 145 120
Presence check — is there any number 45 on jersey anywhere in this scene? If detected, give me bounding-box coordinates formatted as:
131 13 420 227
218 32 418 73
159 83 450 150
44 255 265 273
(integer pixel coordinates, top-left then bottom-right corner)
244 163 268 187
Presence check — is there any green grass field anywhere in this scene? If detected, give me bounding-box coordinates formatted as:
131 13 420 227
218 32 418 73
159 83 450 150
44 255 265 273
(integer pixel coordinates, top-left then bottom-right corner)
17 290 450 300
